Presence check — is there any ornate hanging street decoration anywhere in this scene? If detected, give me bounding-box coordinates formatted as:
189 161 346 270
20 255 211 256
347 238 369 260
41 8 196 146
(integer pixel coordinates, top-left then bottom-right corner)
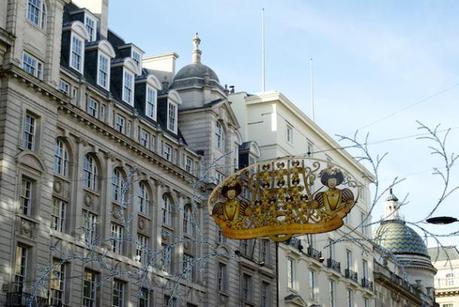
208 157 360 242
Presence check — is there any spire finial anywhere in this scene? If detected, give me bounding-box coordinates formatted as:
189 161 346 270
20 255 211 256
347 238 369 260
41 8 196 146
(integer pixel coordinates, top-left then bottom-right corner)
192 32 202 64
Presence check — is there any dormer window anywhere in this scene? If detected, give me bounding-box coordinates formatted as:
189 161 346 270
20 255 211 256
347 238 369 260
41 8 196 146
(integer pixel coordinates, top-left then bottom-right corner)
84 14 97 42
70 33 84 73
167 102 177 133
122 69 134 105
145 86 157 120
131 47 144 75
97 52 110 89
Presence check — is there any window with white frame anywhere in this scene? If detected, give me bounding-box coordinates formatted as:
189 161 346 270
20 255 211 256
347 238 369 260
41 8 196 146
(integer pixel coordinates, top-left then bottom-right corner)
59 79 70 95
70 33 84 73
163 143 172 161
27 0 46 28
14 244 29 293
167 102 177 133
82 210 97 245
309 270 316 300
97 52 110 89
138 128 150 148
362 259 368 279
183 204 193 236
112 279 125 307
346 249 353 270
139 288 150 307
114 114 125 133
446 273 454 286
83 154 98 191
84 15 97 42
145 86 157 120
329 279 336 307
111 223 124 254
183 253 194 281
136 234 148 264
20 177 33 216
54 139 69 177
138 181 150 215
287 257 295 289
347 289 353 307
51 198 66 232
286 123 293 143
122 69 134 105
218 262 227 292
161 194 173 226
86 97 98 117
83 269 98 307
112 168 125 204
22 52 43 79
23 113 36 150
131 49 142 72
49 259 66 306
215 121 225 151
185 156 194 174
242 273 253 302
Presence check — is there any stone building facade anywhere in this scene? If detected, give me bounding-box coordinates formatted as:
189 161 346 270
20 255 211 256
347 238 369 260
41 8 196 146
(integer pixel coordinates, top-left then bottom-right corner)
428 246 459 307
0 0 274 306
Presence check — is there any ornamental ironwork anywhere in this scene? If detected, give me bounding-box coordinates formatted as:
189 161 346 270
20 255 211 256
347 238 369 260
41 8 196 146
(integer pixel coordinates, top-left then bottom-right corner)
208 157 361 242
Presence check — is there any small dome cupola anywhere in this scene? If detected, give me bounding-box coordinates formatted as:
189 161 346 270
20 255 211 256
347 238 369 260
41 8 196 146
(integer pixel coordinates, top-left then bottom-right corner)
192 32 202 64
383 188 401 221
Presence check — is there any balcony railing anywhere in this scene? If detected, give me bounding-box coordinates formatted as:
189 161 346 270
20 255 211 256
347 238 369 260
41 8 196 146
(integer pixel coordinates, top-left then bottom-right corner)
6 290 48 307
361 277 374 291
345 269 358 283
326 258 341 273
306 246 322 261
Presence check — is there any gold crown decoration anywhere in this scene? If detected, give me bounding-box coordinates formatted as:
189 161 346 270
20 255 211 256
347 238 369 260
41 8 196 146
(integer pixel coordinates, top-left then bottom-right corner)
208 157 361 242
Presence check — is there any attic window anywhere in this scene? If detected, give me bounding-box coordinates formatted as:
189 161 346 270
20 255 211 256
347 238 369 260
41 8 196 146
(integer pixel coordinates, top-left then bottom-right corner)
97 52 110 89
167 102 177 133
145 85 157 120
122 69 134 105
131 49 142 74
84 14 97 42
70 33 84 73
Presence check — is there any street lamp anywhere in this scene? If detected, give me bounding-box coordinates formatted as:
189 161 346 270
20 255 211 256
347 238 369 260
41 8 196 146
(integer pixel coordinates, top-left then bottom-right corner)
426 216 459 225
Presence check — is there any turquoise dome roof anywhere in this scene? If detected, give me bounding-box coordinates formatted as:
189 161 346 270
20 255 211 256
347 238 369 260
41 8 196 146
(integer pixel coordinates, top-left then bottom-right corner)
374 220 429 257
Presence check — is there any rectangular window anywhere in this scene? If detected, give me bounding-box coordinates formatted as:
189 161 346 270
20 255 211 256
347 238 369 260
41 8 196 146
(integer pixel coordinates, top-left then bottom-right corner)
162 244 173 274
346 249 353 270
260 239 270 264
70 34 84 73
84 15 97 42
287 258 295 289
97 53 110 89
82 210 97 245
242 273 252 302
360 211 366 235
215 122 224 150
146 86 156 120
329 239 335 259
139 288 150 307
23 113 36 150
287 124 293 143
27 0 41 26
164 295 177 307
167 102 177 132
112 279 125 307
136 234 148 264
329 279 336 307
49 259 66 306
14 244 29 293
122 70 134 104
132 49 142 72
183 254 194 281
20 177 33 216
59 79 70 94
139 128 150 147
51 198 66 232
115 114 125 133
22 52 43 79
111 223 124 255
364 298 370 307
309 270 316 300
347 289 353 307
163 143 172 161
261 282 271 307
362 259 368 279
83 269 98 307
86 97 98 117
218 262 227 292
185 156 193 173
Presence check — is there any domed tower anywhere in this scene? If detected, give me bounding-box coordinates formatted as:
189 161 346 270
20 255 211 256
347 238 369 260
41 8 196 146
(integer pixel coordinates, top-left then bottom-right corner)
169 33 227 109
375 189 437 298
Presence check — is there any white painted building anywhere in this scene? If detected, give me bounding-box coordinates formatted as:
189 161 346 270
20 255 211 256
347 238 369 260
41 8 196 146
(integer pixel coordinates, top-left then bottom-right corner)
429 246 459 307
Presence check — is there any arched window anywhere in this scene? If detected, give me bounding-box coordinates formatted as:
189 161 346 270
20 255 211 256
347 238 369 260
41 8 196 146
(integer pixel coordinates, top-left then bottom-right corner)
54 139 69 176
83 154 98 191
138 182 150 215
27 0 47 28
112 168 126 205
183 204 193 236
161 194 173 226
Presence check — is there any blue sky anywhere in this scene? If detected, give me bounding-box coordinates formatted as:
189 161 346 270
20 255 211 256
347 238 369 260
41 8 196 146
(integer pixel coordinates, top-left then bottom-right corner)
109 1 459 245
